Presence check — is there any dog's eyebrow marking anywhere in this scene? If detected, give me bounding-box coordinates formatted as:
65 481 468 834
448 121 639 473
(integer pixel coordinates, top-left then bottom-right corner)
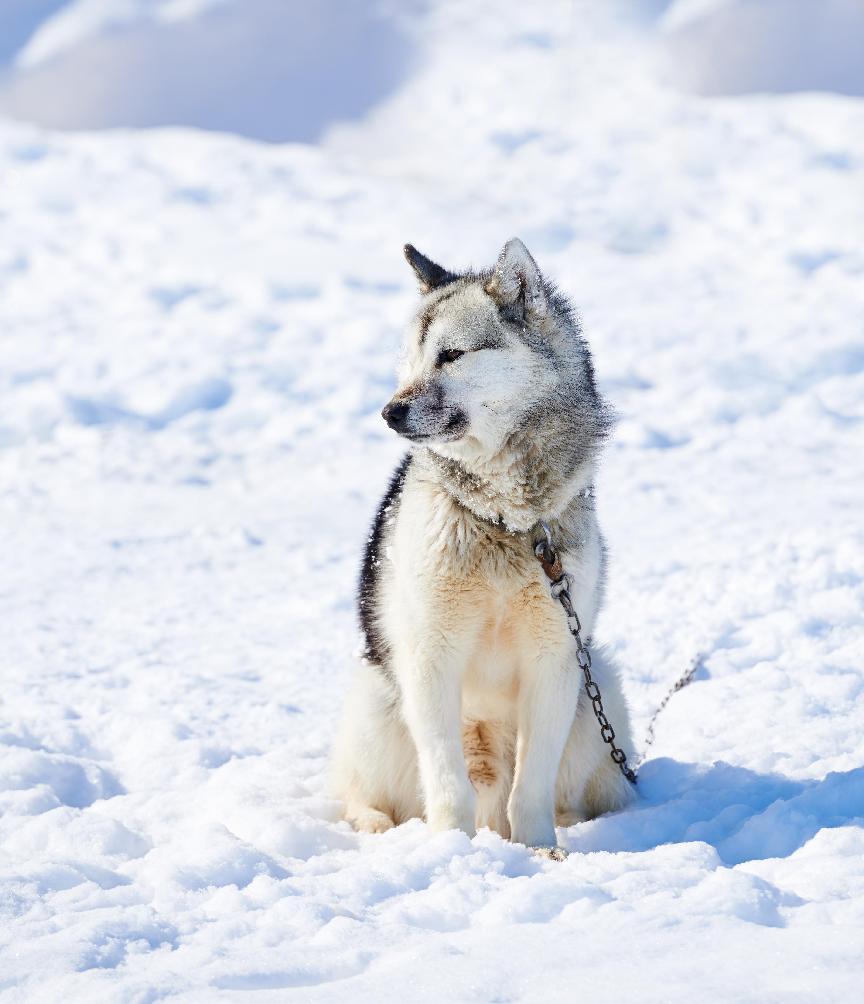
418 287 461 345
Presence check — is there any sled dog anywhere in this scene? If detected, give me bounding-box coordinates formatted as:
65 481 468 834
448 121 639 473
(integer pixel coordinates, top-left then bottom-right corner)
331 238 634 852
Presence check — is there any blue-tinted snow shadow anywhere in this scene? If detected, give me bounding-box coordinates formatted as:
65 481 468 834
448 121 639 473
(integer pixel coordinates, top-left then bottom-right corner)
0 0 413 143
0 741 125 809
658 0 864 98
0 0 68 66
65 377 232 431
562 758 864 865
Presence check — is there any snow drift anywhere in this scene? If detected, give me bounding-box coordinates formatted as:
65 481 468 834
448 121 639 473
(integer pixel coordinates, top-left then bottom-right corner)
1 0 863 1000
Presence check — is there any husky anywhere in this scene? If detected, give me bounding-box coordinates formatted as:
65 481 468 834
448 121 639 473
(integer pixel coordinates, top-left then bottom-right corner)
331 238 635 853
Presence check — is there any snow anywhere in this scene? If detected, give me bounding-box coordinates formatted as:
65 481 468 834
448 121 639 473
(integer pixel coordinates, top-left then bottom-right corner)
1 0 863 1000
12 1 229 69
0 0 410 142
659 0 864 96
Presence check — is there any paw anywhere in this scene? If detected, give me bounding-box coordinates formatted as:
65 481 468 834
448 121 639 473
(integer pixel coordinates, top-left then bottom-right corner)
427 813 477 838
509 803 557 852
426 796 476 838
350 807 395 834
531 845 569 862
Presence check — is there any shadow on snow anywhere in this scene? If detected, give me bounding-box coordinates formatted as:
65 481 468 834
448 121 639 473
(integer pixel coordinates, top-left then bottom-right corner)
563 758 864 865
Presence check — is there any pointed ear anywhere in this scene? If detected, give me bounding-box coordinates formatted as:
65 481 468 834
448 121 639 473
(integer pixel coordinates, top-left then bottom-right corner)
484 238 548 324
403 243 457 293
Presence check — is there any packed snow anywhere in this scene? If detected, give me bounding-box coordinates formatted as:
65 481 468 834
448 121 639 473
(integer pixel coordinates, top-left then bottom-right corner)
1 0 863 1000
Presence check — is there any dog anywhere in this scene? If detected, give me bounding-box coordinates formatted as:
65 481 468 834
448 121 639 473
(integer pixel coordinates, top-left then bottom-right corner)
331 238 635 854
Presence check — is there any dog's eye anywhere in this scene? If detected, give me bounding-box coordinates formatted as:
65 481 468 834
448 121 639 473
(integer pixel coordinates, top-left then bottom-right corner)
436 348 465 367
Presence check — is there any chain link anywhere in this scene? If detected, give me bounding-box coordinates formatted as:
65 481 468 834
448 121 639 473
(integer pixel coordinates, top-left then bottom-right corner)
534 526 638 785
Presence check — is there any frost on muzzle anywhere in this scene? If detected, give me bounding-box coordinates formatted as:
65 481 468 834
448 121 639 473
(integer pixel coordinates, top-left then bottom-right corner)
381 385 467 442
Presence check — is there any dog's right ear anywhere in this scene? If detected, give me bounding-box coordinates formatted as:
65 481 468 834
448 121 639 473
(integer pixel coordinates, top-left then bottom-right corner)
403 244 457 294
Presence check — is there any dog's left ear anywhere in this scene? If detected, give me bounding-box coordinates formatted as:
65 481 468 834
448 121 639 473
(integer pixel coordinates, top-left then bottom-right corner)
485 238 548 325
403 243 457 293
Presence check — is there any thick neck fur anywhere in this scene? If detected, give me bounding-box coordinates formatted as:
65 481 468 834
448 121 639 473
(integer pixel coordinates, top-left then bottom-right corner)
416 408 600 537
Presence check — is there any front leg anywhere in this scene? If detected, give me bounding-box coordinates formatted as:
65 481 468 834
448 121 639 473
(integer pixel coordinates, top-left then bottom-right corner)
399 654 476 836
508 656 580 849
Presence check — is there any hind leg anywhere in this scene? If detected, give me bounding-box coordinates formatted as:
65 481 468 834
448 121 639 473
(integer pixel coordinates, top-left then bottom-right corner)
331 663 422 831
556 647 636 824
345 804 396 834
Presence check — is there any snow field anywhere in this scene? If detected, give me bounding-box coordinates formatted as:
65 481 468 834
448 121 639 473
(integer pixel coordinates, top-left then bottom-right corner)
1 1 863 1000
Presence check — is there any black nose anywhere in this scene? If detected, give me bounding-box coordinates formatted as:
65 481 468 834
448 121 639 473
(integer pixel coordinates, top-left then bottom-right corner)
382 400 410 431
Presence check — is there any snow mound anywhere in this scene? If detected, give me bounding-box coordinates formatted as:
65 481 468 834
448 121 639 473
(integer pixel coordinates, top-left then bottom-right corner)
0 0 411 142
660 0 864 96
15 1 230 69
1 0 864 999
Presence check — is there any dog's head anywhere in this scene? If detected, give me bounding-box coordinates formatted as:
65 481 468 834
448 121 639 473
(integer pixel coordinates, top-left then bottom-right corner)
383 238 595 462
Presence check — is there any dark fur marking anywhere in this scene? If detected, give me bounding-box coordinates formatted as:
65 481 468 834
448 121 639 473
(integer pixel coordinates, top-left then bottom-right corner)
443 409 468 438
404 244 457 293
357 452 413 669
464 721 498 787
418 286 462 345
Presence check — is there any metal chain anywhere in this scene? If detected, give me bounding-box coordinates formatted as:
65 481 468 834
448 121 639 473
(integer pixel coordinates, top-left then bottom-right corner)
533 523 638 785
